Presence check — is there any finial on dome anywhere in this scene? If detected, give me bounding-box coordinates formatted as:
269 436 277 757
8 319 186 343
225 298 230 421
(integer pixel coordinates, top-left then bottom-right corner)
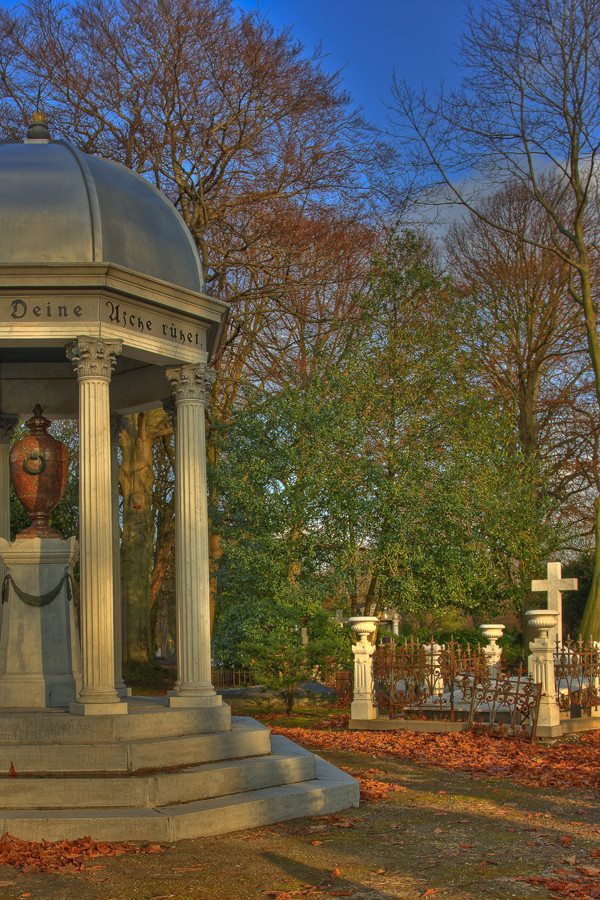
26 112 51 141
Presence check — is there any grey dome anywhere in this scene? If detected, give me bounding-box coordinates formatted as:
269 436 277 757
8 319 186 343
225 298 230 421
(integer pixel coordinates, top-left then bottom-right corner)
0 137 205 293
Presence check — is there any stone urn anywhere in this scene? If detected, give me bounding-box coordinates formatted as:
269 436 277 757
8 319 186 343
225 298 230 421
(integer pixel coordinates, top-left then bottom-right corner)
525 609 559 641
10 405 69 539
479 623 505 643
348 616 379 643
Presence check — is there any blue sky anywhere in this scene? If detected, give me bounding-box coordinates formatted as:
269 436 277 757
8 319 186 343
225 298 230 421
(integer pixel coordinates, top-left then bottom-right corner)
238 0 474 128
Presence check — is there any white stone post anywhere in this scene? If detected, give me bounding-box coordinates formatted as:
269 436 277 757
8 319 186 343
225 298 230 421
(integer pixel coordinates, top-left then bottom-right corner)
67 337 126 716
349 616 379 720
110 413 130 699
479 623 505 673
166 364 222 708
422 642 444 696
0 415 18 638
526 609 561 732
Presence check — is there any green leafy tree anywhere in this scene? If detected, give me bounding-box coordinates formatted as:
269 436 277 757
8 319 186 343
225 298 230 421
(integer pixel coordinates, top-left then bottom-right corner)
389 0 600 636
212 233 560 651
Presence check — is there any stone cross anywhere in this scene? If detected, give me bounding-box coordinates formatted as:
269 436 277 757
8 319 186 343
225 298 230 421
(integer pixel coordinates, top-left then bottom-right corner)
531 562 578 646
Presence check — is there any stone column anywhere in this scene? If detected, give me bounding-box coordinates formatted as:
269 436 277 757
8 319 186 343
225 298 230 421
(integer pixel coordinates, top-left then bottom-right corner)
110 413 131 699
479 623 505 673
67 337 126 716
0 415 18 637
166 364 221 708
526 609 561 734
348 616 379 720
423 642 444 696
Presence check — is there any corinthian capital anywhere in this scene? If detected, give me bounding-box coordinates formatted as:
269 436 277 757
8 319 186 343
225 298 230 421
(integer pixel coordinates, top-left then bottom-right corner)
0 414 19 443
166 364 216 406
67 337 122 380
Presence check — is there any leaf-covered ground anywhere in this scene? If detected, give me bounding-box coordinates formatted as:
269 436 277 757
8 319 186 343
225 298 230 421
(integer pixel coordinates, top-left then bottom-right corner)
1 711 600 899
268 721 600 792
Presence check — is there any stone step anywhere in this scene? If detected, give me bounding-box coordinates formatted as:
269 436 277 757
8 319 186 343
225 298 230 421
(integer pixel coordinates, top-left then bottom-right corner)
0 719 271 774
0 749 359 842
0 697 231 743
0 739 316 810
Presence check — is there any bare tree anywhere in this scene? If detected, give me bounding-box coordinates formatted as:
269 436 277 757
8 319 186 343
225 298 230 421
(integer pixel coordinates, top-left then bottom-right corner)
389 0 600 636
0 0 378 658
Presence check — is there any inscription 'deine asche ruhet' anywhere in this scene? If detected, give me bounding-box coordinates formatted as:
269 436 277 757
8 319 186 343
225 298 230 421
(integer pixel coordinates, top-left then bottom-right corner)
7 298 205 347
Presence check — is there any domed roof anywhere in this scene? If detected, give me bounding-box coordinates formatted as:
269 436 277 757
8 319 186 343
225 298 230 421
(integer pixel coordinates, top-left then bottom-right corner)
0 119 205 294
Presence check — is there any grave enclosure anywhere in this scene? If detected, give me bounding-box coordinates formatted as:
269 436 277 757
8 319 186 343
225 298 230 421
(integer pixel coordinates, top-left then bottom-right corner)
349 563 600 741
0 116 358 841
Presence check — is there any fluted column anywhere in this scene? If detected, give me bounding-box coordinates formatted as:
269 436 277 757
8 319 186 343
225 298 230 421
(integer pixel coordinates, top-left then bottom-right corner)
166 364 221 708
67 338 126 716
111 413 131 699
0 415 18 637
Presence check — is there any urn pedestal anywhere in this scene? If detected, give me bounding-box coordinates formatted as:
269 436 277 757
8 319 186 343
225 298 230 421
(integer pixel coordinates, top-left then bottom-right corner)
0 537 81 708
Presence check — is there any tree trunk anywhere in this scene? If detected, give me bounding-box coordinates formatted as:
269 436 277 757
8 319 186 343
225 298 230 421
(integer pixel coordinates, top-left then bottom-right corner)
119 409 172 664
580 495 600 640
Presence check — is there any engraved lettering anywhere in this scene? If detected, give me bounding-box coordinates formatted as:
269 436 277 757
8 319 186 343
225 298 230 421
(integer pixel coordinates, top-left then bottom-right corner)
170 325 177 338
106 301 120 324
33 305 41 317
46 302 51 317
74 305 82 317
146 320 152 332
10 299 27 319
57 305 67 317
187 332 192 344
162 324 168 335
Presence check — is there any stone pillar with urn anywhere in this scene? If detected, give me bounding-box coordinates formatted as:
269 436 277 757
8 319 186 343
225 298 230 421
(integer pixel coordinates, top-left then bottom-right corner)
0 406 81 707
68 338 126 716
526 608 561 735
349 616 379 721
479 623 505 673
166 363 222 708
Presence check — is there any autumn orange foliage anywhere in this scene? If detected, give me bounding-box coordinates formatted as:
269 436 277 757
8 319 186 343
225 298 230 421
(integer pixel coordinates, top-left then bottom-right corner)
270 726 600 792
0 832 163 873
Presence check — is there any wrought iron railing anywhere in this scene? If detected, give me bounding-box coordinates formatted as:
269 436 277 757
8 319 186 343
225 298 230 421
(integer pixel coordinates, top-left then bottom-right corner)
373 637 540 738
554 636 600 716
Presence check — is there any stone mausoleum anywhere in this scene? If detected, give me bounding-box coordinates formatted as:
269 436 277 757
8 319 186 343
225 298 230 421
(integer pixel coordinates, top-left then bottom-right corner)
0 116 357 840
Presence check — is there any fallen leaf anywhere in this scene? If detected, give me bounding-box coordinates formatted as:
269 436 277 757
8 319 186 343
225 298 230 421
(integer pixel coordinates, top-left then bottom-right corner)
310 841 323 847
331 867 340 880
580 866 600 876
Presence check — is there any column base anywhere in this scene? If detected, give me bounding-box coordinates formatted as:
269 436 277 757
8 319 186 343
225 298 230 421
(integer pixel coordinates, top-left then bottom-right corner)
116 684 133 698
70 699 128 716
168 689 223 709
537 698 560 730
351 698 378 720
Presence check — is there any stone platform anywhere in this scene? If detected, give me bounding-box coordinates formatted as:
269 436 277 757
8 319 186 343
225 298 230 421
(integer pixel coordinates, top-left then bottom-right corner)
0 698 359 841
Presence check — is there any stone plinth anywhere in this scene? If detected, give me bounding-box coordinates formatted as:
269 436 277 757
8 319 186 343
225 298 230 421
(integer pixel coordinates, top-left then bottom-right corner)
480 623 505 672
0 537 81 708
349 616 378 720
526 608 561 737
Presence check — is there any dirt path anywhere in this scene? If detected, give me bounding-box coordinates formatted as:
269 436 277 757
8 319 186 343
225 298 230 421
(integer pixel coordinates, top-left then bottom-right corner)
0 746 598 900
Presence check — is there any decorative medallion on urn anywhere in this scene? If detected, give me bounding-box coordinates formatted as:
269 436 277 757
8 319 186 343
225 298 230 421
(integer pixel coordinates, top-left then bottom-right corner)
10 405 68 539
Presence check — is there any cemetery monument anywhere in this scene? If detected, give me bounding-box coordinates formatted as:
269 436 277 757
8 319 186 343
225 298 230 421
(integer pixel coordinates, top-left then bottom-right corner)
0 114 358 840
